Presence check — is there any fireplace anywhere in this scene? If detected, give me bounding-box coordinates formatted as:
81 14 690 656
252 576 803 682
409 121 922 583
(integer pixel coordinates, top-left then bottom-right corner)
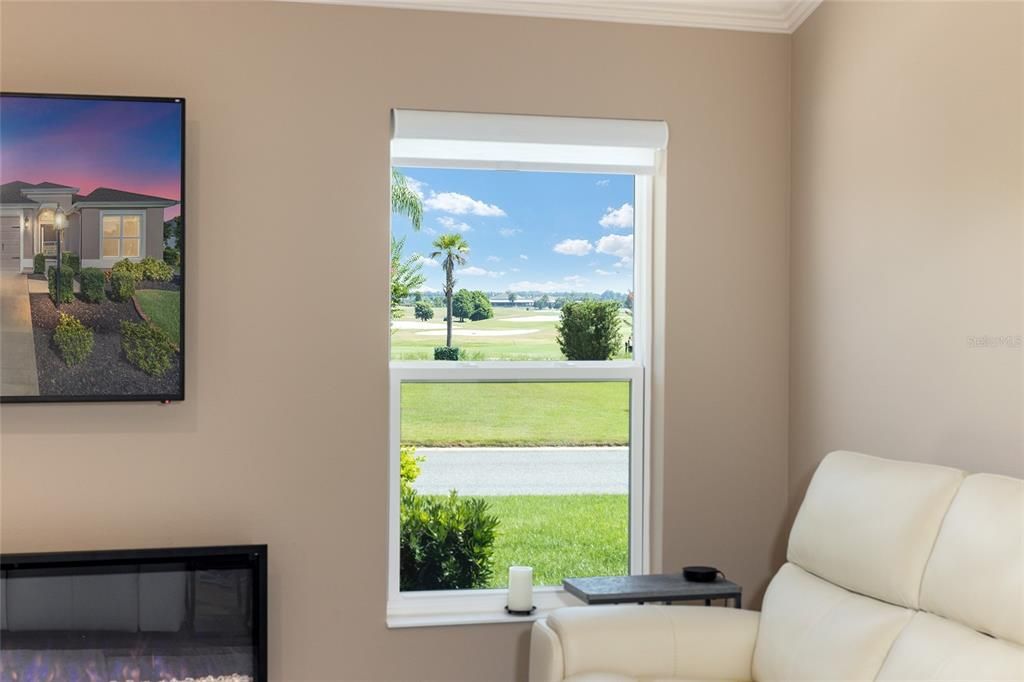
0 545 267 682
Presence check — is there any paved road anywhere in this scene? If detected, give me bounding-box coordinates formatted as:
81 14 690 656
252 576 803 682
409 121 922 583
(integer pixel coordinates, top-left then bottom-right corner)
412 446 628 496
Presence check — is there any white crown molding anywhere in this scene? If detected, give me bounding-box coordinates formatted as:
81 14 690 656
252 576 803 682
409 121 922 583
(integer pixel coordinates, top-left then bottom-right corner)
284 0 823 34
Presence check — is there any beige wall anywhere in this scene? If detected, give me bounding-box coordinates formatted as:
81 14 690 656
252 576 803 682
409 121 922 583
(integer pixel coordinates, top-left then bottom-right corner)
80 209 100 260
0 3 791 680
146 207 165 259
789 0 1023 514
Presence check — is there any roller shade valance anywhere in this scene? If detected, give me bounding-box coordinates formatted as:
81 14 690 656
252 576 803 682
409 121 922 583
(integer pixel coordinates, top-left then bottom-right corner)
391 110 668 175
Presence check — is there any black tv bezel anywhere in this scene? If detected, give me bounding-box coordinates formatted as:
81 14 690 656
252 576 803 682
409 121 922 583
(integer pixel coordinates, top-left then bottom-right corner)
0 91 186 404
1 544 268 682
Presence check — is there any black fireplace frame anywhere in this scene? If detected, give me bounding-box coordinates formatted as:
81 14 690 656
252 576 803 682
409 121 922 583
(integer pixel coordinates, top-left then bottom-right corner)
1 544 268 682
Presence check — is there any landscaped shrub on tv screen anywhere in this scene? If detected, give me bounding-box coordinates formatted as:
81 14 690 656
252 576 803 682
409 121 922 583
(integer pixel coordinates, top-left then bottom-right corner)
47 266 75 305
120 321 175 377
140 257 174 282
79 268 106 303
54 313 94 366
61 251 80 274
110 271 136 302
0 93 185 401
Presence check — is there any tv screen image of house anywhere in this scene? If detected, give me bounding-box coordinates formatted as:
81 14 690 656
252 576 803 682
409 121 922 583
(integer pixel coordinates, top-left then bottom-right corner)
0 93 184 402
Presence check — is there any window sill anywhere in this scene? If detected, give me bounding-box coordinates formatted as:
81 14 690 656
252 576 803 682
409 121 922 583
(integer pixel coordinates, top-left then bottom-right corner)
386 587 583 629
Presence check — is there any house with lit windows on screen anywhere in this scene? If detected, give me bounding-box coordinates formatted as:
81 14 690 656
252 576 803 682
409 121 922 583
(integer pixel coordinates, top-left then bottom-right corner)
0 181 177 272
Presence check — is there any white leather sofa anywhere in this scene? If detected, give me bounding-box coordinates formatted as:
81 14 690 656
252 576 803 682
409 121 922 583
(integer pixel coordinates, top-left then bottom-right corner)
529 451 1024 681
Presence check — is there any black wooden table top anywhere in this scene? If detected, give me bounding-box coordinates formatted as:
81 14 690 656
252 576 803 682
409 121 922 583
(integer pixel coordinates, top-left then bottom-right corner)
563 573 742 605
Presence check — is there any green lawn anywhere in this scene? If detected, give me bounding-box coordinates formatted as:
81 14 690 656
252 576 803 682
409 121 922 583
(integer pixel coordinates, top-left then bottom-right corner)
401 382 630 447
391 305 632 361
482 494 628 588
134 290 181 346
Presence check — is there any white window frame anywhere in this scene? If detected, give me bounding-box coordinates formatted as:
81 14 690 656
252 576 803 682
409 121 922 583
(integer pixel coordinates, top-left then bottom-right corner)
387 120 662 628
100 210 145 261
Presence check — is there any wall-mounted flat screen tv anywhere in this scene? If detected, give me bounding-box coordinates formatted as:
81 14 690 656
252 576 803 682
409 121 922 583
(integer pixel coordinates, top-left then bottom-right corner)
0 93 184 403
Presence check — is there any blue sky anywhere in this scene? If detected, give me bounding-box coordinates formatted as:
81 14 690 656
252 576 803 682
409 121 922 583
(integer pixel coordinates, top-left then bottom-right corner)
1 95 182 219
392 168 635 295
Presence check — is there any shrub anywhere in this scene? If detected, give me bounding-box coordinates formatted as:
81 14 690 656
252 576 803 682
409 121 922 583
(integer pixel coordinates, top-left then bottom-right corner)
79 268 106 303
469 291 493 321
110 271 136 302
53 313 94 366
414 301 434 321
400 490 499 591
61 251 80 274
400 446 423 496
452 289 493 322
112 258 143 282
121 321 175 377
140 257 174 282
47 265 75 304
433 346 460 361
33 253 45 275
556 300 623 360
163 247 180 267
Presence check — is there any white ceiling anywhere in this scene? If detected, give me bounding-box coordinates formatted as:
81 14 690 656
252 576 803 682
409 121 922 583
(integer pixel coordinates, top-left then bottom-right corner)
292 0 823 34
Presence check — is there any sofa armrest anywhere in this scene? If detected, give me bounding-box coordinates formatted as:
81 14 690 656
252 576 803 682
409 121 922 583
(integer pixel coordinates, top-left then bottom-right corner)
529 605 760 682
530 617 565 682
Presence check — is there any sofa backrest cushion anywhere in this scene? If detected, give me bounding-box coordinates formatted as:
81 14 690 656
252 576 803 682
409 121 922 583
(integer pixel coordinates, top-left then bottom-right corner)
875 611 1024 681
919 473 1024 645
752 562 914 681
787 450 964 608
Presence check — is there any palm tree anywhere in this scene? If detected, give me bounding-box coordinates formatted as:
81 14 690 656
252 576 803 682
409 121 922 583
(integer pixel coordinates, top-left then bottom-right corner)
392 169 423 230
430 233 470 347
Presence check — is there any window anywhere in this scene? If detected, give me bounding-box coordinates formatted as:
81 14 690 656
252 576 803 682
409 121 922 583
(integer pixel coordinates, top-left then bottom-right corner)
102 213 142 258
388 110 665 627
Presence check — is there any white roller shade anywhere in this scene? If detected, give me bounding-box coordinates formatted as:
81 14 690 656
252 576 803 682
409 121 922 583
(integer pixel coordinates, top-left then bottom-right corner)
391 110 668 175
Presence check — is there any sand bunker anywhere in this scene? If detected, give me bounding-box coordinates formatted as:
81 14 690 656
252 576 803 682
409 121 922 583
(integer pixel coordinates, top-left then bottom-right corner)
415 329 540 337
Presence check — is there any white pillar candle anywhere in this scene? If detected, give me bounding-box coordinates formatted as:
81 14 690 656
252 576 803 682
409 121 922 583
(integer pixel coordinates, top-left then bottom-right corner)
507 566 534 612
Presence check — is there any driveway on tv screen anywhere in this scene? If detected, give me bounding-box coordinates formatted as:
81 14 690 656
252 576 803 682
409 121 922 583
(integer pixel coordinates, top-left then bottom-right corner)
0 181 182 398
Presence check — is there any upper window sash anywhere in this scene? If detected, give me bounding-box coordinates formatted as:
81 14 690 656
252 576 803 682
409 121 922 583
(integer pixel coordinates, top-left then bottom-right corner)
392 110 668 175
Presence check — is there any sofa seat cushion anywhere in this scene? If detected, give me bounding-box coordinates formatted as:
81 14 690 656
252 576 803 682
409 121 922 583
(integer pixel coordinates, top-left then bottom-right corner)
876 612 1024 681
752 563 913 681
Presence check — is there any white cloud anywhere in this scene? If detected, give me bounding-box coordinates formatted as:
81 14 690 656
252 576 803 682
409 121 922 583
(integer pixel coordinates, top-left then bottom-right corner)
509 277 590 293
613 261 626 269
563 275 589 286
553 239 594 256
414 255 439 268
423 227 437 236
460 266 504 278
499 227 522 237
599 203 634 229
596 234 633 260
425 192 506 216
486 256 501 263
437 216 471 233
595 269 614 276
414 285 439 293
596 179 611 187
510 267 520 273
403 176 426 199
519 254 529 260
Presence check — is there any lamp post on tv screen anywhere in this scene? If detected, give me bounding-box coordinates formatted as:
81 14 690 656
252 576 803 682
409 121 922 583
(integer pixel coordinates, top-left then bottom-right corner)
55 208 66 307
